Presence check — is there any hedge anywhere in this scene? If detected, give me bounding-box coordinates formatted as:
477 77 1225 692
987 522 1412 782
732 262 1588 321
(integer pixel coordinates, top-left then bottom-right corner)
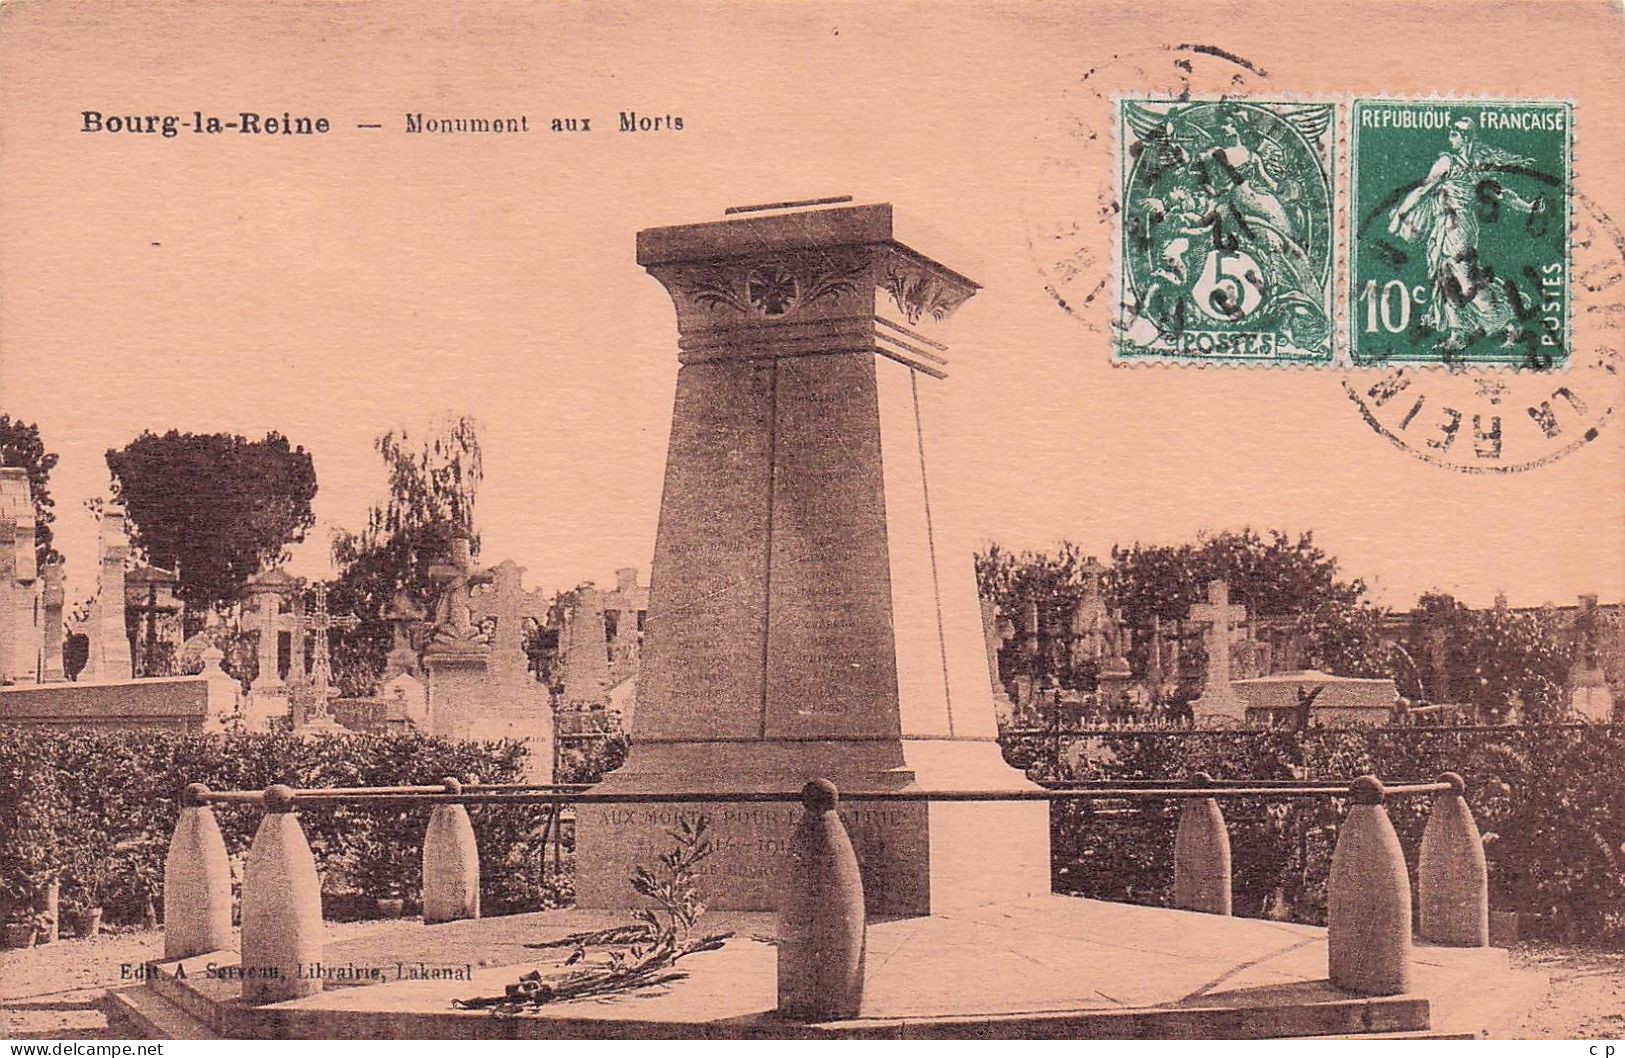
0 728 565 926
1005 725 1625 940
4 725 1620 941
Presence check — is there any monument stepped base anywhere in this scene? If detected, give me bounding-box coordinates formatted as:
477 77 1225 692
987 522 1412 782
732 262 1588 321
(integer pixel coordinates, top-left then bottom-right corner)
105 897 1538 1041
574 739 1051 915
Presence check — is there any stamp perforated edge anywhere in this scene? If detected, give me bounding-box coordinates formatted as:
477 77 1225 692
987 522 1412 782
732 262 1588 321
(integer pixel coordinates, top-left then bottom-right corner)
1339 94 1576 374
1111 92 1339 372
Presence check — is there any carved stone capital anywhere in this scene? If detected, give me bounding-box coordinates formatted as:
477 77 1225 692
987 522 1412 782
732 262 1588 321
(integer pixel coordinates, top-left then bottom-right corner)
651 246 876 327
877 245 977 327
639 204 978 375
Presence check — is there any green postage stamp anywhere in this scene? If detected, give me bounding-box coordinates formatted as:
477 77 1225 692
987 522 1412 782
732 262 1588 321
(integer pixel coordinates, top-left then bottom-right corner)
1117 98 1336 364
1350 99 1572 368
1114 97 1573 368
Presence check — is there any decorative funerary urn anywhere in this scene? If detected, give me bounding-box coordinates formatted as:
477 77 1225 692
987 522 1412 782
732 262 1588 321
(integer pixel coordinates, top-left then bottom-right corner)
577 200 1049 915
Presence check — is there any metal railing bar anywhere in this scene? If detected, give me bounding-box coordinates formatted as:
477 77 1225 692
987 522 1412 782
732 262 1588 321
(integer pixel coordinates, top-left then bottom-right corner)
188 781 1453 807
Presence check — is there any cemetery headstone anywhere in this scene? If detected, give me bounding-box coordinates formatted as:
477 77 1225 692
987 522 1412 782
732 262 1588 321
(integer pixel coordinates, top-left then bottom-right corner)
559 584 612 712
242 568 299 729
1568 594 1616 721
422 534 492 739
419 544 551 774
0 468 41 684
1187 579 1248 724
125 564 183 677
381 589 426 678
40 560 64 682
81 505 133 682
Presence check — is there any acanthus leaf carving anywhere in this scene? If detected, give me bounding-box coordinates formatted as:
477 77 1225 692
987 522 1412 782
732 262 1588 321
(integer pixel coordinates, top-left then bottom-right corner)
665 250 874 318
882 255 974 325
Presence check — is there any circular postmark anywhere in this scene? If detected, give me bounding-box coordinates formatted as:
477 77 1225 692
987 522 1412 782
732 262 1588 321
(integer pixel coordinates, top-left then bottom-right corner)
1341 189 1620 473
1023 43 1270 334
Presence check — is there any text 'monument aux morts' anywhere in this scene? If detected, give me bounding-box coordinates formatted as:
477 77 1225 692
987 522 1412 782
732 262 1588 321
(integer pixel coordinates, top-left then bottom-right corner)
79 111 684 137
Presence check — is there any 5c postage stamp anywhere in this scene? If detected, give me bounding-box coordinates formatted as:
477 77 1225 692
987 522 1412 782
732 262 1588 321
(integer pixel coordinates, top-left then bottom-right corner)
1116 98 1335 364
1349 98 1572 368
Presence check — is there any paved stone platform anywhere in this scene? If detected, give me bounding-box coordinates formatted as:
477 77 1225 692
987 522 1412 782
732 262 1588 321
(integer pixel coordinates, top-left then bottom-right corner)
108 896 1540 1039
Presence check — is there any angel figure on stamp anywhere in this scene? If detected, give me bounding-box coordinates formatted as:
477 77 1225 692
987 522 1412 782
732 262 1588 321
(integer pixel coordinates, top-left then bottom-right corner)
1388 116 1547 353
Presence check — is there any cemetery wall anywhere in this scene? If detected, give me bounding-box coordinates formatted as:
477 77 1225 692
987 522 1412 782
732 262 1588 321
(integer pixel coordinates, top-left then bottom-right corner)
0 675 224 732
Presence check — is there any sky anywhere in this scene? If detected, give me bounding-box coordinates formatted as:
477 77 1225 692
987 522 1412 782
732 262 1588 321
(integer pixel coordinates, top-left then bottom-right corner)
2 0 1622 614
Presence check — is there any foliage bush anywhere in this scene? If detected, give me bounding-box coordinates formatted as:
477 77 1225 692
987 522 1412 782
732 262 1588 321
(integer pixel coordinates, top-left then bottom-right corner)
1018 724 1625 940
0 728 565 926
8 724 1617 942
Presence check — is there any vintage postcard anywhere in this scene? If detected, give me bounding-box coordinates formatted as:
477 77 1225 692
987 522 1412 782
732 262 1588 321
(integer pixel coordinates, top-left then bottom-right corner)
1 0 1623 1047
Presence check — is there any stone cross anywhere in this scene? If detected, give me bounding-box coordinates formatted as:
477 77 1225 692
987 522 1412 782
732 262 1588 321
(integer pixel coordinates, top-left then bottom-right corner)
468 559 548 681
1187 579 1248 722
305 583 359 695
244 569 299 690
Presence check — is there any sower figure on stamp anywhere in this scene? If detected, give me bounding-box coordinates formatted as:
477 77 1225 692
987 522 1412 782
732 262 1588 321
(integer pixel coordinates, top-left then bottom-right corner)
1388 115 1547 353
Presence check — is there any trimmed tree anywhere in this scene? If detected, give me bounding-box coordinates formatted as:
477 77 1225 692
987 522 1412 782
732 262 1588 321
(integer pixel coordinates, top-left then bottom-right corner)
105 431 317 622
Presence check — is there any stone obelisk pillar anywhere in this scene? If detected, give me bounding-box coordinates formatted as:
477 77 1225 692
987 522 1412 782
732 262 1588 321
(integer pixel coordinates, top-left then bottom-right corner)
40 561 65 682
578 202 1049 915
83 506 133 682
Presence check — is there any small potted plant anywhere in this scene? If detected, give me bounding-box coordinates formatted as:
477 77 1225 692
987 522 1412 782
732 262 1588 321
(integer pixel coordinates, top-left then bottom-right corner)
30 875 61 945
68 901 103 940
2 901 38 950
376 890 406 918
31 907 57 947
66 840 114 939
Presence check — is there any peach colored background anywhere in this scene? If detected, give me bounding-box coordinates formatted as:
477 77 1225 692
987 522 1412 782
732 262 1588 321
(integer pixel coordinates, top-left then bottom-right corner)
1 0 1621 611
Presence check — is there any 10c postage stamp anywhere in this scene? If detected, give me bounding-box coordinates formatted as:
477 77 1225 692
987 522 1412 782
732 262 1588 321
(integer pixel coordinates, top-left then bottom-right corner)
1349 98 1572 368
1116 98 1336 364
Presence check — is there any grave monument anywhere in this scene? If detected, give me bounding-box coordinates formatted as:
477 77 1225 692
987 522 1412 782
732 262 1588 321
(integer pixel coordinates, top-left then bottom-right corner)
1568 594 1616 721
1187 579 1249 724
557 584 612 713
40 560 65 682
243 568 301 730
80 505 133 682
577 200 1050 915
421 545 553 776
0 467 43 686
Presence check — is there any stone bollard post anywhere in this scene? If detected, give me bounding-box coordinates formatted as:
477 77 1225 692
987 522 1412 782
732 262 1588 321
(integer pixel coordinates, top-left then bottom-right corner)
1418 772 1489 947
1328 776 1412 996
239 785 324 1004
777 780 865 1021
423 777 481 924
1173 774 1232 916
163 783 234 959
